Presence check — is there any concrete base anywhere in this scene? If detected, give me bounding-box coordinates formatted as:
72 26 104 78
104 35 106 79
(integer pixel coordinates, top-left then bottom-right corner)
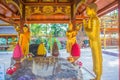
6 56 83 80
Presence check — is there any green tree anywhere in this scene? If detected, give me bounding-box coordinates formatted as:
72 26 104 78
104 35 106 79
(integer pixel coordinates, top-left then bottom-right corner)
50 24 67 37
30 23 68 45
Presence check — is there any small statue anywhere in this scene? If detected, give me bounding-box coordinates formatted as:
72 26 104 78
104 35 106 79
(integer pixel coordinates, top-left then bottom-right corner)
37 42 47 56
66 22 77 54
83 3 102 80
66 22 81 59
52 41 59 57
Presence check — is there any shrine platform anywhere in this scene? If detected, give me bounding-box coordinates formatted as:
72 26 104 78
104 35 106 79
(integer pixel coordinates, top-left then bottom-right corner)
6 57 83 80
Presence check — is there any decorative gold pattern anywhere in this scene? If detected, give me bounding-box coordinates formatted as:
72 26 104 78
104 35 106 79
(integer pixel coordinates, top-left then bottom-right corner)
55 7 62 13
34 6 41 14
25 6 32 18
26 0 38 2
43 6 54 15
25 5 71 17
64 6 71 15
42 0 54 2
58 0 70 2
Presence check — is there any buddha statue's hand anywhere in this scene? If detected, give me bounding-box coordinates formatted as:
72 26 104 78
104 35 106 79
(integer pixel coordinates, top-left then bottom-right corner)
83 19 92 38
83 19 91 32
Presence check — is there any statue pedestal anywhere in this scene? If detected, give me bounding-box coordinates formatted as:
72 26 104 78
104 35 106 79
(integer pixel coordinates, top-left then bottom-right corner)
7 56 83 80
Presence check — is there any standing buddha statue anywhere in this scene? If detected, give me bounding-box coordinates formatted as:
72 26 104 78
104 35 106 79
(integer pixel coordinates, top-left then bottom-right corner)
83 3 103 80
19 24 30 58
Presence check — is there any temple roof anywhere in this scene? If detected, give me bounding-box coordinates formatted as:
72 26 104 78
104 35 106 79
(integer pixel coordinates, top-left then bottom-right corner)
0 20 17 37
0 26 17 34
0 0 118 24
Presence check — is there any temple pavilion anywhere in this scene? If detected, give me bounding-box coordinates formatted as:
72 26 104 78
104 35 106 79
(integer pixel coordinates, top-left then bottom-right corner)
0 0 119 80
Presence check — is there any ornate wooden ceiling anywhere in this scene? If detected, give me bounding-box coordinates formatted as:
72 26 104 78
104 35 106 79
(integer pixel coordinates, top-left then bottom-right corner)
0 0 118 24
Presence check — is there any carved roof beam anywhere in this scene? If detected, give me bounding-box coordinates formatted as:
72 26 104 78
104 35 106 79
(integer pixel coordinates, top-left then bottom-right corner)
39 0 41 2
14 19 69 23
0 13 6 18
23 2 72 6
55 0 57 3
20 0 24 5
0 17 10 23
12 16 20 20
70 3 74 20
0 24 11 26
14 18 82 23
0 15 18 26
97 0 118 17
0 3 16 14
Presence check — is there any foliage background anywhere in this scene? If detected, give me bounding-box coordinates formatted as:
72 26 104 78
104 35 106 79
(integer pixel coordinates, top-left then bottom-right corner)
30 24 68 50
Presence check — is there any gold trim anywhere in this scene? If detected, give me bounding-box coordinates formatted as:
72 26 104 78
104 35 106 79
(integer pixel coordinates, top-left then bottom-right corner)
0 24 11 26
25 5 71 18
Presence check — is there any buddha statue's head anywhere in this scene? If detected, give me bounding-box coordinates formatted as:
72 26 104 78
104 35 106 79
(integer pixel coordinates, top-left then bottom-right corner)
23 24 29 33
86 3 97 16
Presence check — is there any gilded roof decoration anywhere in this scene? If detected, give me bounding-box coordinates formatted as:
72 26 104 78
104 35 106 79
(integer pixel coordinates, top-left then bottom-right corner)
25 5 71 17
58 0 70 2
26 0 38 2
42 0 54 2
22 0 70 3
43 6 54 14
0 0 118 23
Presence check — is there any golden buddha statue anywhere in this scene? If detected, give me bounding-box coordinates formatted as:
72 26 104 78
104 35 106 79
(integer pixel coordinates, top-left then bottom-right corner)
66 22 73 53
19 24 30 57
37 42 47 56
66 22 81 64
83 3 103 80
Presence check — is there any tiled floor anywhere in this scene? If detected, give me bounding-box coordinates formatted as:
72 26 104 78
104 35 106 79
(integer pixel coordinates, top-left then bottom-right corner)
0 48 119 80
59 48 119 80
80 48 119 80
